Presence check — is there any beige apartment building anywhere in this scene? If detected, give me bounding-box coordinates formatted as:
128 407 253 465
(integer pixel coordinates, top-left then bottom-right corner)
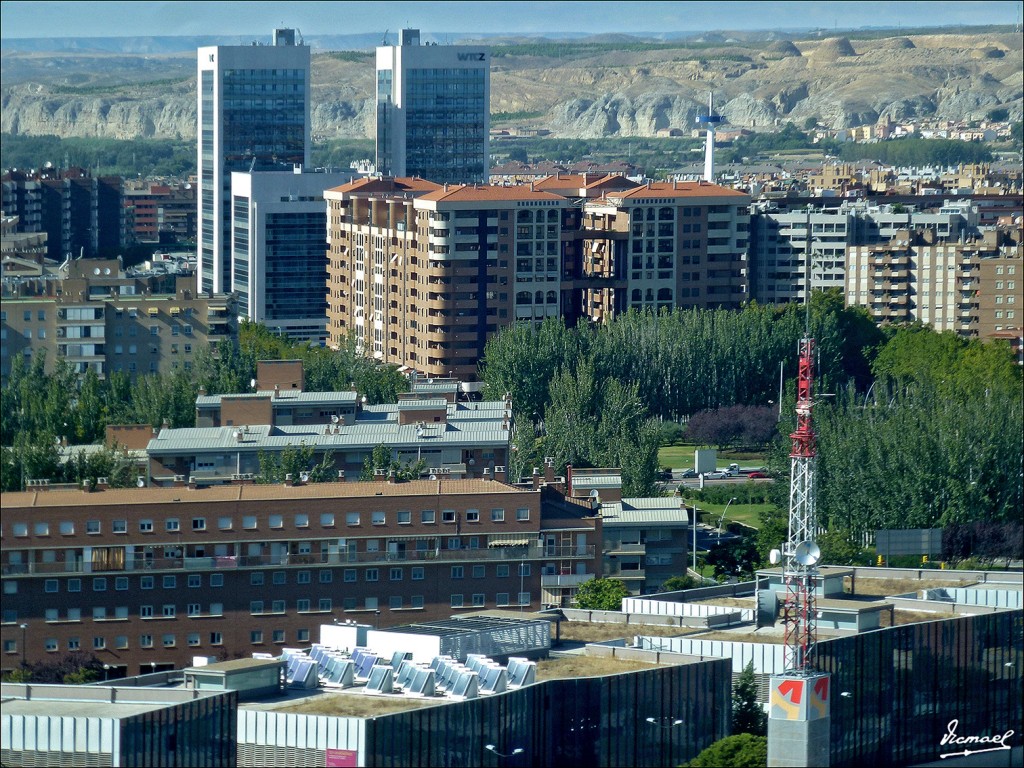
0 258 236 379
326 177 749 380
845 223 1022 350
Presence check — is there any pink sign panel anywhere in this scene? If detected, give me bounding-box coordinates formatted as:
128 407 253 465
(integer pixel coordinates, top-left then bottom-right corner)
325 748 358 767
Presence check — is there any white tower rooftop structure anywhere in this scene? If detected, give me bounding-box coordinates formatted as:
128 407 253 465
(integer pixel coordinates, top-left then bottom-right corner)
696 92 724 182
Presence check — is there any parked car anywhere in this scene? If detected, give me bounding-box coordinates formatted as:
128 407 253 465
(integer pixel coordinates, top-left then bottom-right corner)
747 471 768 479
724 466 740 477
704 470 728 480
679 468 698 478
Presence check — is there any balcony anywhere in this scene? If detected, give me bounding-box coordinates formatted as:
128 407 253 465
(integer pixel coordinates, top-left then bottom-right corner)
541 572 595 588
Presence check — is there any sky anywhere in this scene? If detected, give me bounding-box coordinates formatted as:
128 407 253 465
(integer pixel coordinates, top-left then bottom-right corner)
1 0 1021 39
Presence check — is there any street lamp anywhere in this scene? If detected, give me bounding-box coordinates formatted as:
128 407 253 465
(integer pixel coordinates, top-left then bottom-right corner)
374 610 381 629
717 498 737 540
485 744 525 759
18 623 27 670
103 663 111 682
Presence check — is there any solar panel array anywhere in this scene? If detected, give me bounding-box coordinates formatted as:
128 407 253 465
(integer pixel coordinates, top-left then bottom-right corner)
261 643 537 700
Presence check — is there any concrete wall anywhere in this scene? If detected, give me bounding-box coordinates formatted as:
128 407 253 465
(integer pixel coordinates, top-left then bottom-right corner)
623 596 754 622
237 710 365 768
635 635 788 674
560 607 723 628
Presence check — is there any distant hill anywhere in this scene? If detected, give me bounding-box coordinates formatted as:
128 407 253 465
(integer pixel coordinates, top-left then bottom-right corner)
2 29 1020 142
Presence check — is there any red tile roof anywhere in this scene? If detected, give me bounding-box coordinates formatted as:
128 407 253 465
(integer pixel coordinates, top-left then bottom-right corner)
417 184 567 202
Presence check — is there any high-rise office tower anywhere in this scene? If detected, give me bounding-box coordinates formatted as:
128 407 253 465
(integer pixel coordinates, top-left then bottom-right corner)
375 29 490 184
197 28 310 295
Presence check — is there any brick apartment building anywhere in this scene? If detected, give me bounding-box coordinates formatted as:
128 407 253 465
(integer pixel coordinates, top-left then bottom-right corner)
0 477 600 675
325 176 749 381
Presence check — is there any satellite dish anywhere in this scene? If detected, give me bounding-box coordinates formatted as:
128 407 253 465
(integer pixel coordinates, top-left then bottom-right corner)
331 414 340 424
137 478 145 488
794 540 821 566
769 548 781 565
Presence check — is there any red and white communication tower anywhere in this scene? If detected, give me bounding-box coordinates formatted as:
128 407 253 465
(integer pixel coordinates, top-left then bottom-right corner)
780 335 821 672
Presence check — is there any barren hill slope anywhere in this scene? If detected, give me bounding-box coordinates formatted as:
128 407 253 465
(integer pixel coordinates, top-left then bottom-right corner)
1 31 1020 140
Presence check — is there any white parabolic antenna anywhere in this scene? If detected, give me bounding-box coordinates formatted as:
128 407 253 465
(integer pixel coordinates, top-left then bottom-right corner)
769 548 781 565
794 540 821 566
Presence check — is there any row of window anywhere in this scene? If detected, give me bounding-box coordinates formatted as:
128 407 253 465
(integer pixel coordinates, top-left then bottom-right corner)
34 573 226 593
30 628 305 654
8 507 532 538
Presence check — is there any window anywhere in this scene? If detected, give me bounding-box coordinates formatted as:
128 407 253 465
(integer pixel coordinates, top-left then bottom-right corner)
140 605 154 618
65 637 80 651
472 565 486 578
466 509 480 523
269 514 283 529
411 595 425 609
516 507 530 521
296 599 311 612
92 577 107 592
442 509 457 523
421 509 436 524
86 520 101 534
412 567 425 580
344 569 357 583
272 571 286 585
12 523 28 537
188 633 201 647
297 628 310 642
397 510 412 525
115 635 128 649
473 594 486 607
141 575 155 590
192 517 206 531
113 520 127 534
343 597 358 610
162 605 176 618
273 630 286 643
496 592 510 606
209 602 223 616
519 563 531 577
159 633 174 647
45 579 59 593
68 579 81 592
321 512 335 526
451 566 464 580
45 638 59 652
210 632 223 645
491 508 505 522
140 634 154 648
497 565 510 578
59 521 74 535
250 601 264 615
187 603 201 616
243 516 257 530
390 567 403 581
318 598 332 611
295 513 309 528
271 600 285 613
92 606 107 620
163 575 176 589
165 518 180 532
319 570 332 583
297 570 311 584
450 594 464 608
115 577 129 591
346 512 360 526
139 519 153 533
115 606 129 619
34 521 49 536
365 568 379 582
209 573 224 587
251 572 264 586
188 574 201 588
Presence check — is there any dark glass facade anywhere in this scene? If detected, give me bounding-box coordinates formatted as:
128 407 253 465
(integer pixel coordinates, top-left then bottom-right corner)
818 611 1023 767
264 210 329 320
365 659 732 768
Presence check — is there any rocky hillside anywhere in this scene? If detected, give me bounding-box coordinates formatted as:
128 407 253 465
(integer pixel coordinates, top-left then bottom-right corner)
1 31 1021 141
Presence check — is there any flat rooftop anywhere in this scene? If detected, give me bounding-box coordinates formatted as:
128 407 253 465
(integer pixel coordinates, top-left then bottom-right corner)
1 697 169 720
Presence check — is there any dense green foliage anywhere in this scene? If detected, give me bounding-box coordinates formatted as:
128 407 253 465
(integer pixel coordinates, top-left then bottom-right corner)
732 662 768 736
573 577 630 611
0 323 406 490
686 734 768 767
834 137 993 166
1 134 195 177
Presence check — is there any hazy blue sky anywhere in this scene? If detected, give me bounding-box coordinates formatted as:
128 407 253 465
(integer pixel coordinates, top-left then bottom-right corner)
1 0 1021 38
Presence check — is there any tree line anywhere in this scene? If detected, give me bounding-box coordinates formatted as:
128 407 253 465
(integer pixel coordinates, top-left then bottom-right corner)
0 323 407 491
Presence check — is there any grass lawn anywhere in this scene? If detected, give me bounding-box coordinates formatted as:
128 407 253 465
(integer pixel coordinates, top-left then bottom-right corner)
658 443 767 470
682 499 770 530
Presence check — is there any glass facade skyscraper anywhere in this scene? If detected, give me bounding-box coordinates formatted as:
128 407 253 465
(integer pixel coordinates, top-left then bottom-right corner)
197 30 310 295
375 29 490 185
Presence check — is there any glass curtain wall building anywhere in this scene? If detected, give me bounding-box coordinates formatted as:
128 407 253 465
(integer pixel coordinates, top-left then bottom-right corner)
375 29 490 185
197 29 310 296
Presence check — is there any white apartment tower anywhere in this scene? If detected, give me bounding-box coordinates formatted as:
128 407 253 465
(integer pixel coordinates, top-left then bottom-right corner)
197 28 311 295
375 29 490 184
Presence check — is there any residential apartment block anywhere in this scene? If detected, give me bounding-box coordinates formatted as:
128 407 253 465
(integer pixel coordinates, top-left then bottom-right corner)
1 168 126 261
0 479 599 675
599 497 692 595
845 224 1022 343
197 28 310 295
229 168 350 343
376 29 489 184
0 258 236 379
326 177 749 380
122 180 197 244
